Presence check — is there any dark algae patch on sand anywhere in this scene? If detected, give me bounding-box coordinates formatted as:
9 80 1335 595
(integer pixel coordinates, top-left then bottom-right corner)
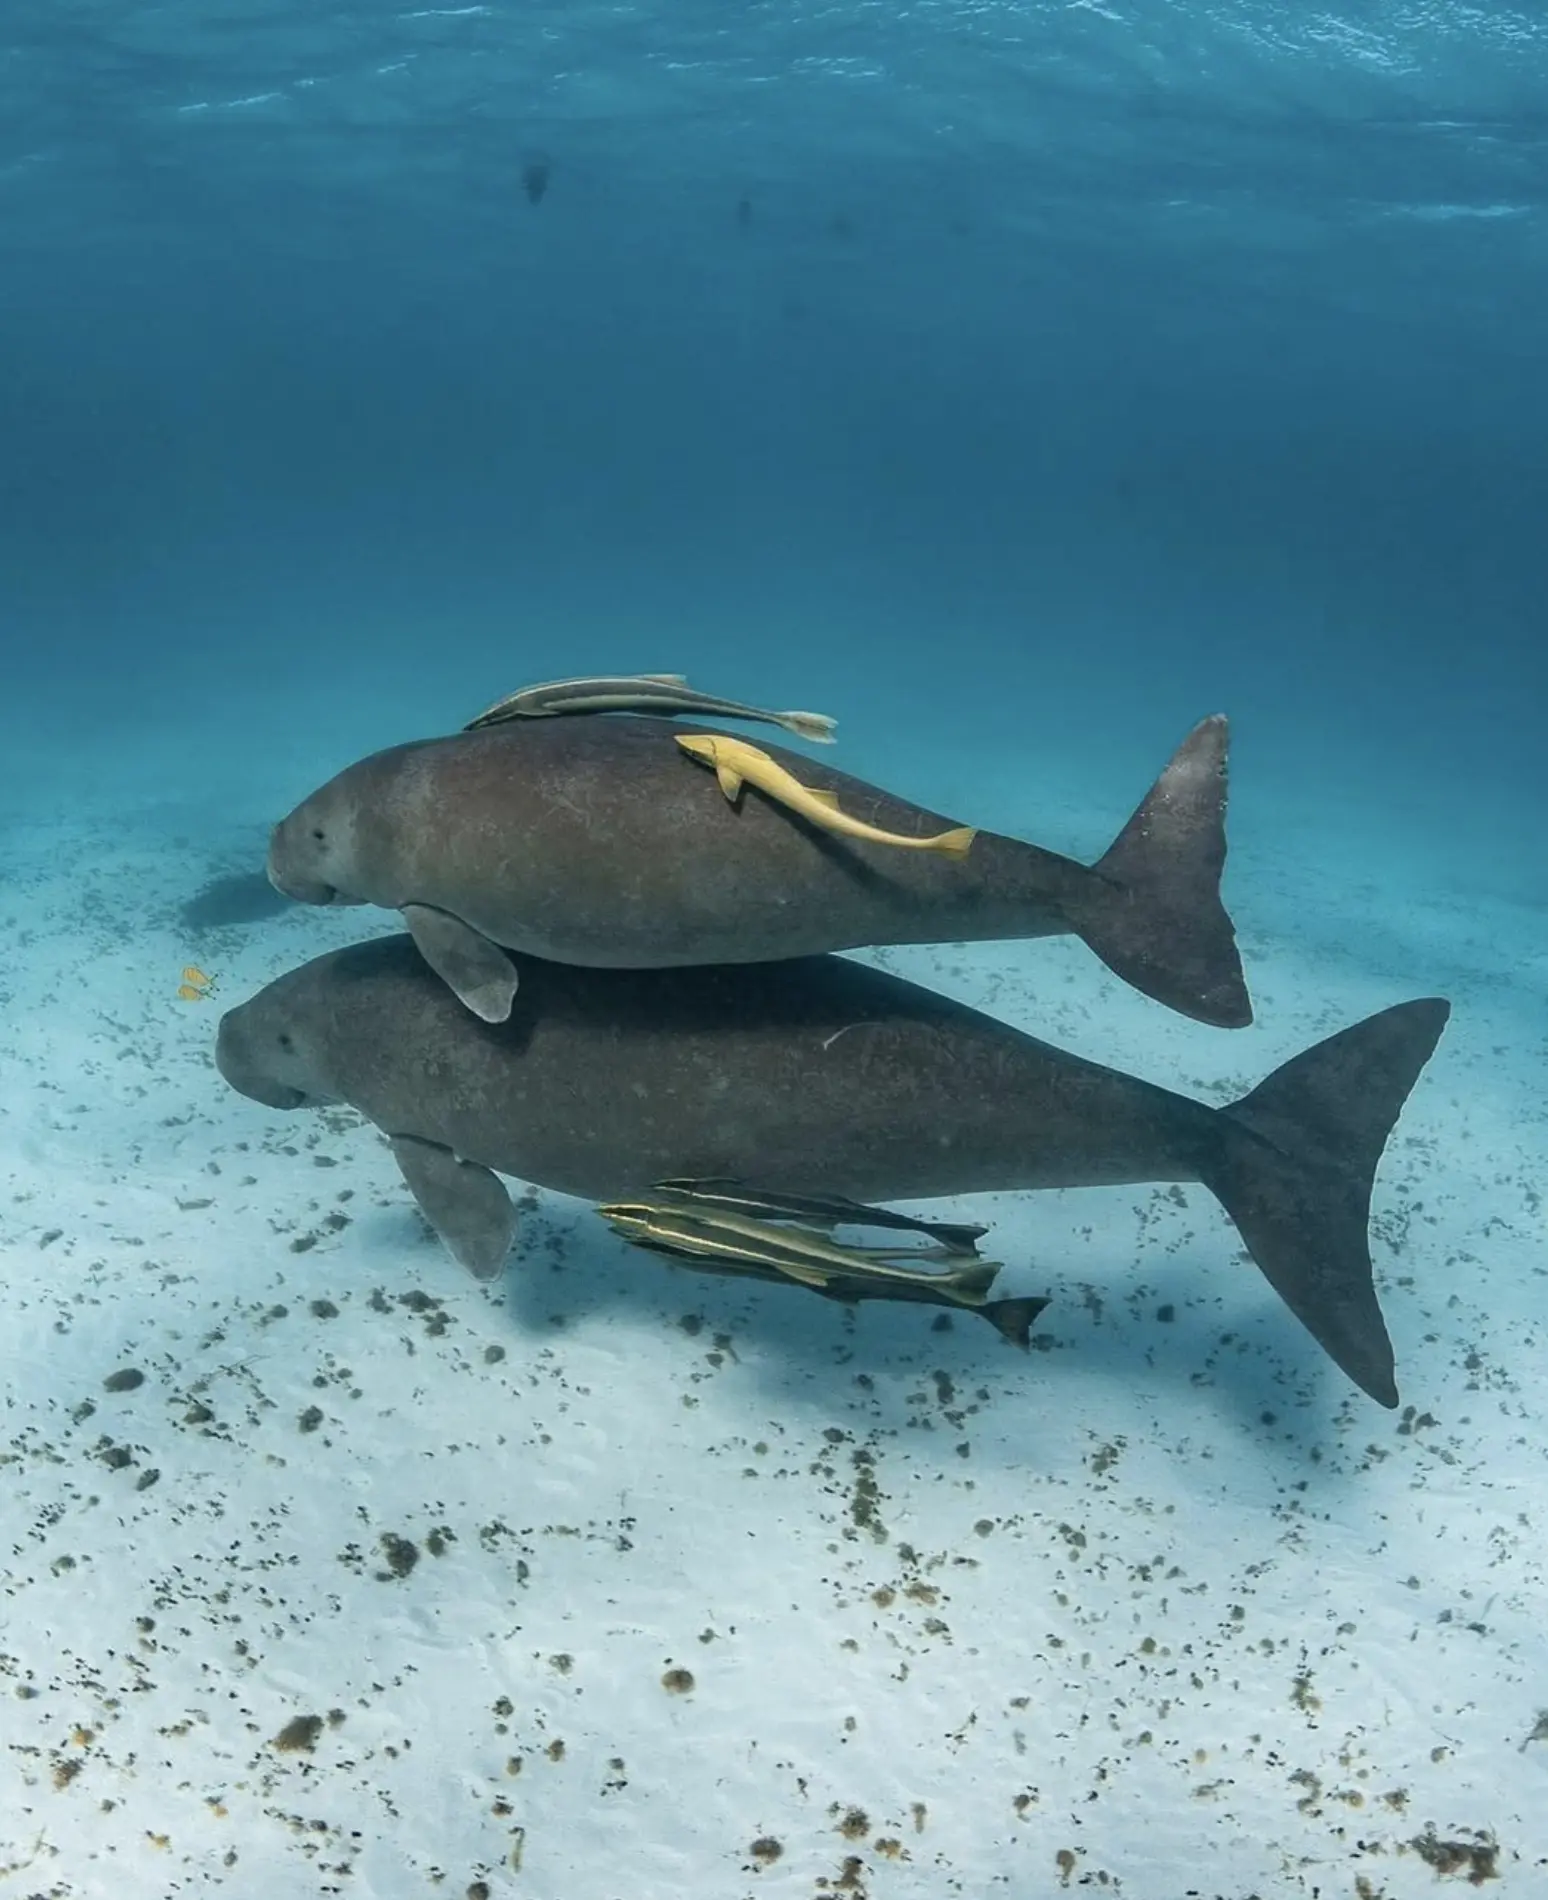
273 1714 325 1753
377 1532 420 1579
1410 1828 1500 1882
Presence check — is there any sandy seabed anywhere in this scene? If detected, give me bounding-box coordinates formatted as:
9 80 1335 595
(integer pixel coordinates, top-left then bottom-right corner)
1 718 1545 1900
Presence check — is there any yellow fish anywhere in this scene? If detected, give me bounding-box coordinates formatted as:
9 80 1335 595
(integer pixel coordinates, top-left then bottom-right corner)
182 965 213 989
177 983 208 1003
675 733 976 857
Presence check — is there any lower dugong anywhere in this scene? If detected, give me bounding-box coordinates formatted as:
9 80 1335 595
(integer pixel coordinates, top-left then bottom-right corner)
265 713 1250 1030
214 937 1449 1408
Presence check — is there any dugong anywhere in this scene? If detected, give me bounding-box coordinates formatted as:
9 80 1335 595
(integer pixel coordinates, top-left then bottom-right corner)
214 937 1449 1407
265 713 1250 1029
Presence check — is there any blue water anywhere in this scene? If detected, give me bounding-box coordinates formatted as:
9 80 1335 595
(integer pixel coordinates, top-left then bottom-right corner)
5 2 1546 890
3 6 1547 1894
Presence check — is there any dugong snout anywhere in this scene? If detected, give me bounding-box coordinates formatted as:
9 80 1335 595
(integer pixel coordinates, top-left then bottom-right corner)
215 1008 309 1113
266 821 338 905
266 799 370 909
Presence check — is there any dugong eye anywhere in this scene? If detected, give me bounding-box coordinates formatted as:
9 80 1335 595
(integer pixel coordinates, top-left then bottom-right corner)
311 827 326 842
278 1032 295 1052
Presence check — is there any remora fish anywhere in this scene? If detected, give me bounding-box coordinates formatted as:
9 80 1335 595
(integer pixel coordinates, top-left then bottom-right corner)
676 732 976 856
266 713 1251 1030
651 1177 991 1257
466 672 838 743
214 938 1450 1407
599 1185 1047 1347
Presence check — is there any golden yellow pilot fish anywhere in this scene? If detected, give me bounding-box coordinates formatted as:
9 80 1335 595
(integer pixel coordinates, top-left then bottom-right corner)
178 965 215 1002
675 734 975 857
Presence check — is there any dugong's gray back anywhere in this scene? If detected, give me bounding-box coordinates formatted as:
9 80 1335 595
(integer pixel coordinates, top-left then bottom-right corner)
216 937 1449 1408
266 713 1250 1029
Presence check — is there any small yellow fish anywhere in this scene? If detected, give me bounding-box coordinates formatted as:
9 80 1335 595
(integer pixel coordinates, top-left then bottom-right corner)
675 734 976 857
176 983 208 1003
182 965 213 989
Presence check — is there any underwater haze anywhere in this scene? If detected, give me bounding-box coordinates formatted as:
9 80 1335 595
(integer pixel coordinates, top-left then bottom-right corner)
2 3 1547 1897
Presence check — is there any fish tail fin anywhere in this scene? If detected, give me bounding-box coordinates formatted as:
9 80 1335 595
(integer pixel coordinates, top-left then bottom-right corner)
937 1258 1001 1302
1070 715 1252 1028
779 709 839 743
981 1295 1050 1348
1200 998 1450 1407
933 825 978 858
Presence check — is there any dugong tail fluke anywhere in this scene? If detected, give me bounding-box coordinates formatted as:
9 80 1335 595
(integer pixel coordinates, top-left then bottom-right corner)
1066 714 1250 1029
1205 997 1451 1408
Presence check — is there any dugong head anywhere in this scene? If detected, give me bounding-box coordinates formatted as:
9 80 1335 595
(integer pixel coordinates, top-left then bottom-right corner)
216 975 343 1113
267 769 372 907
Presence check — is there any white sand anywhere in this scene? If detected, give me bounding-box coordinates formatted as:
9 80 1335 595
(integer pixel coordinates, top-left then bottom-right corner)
1 720 1543 1899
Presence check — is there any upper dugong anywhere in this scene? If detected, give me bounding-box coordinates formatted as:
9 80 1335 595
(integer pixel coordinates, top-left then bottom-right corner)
214 936 1449 1408
265 713 1250 1030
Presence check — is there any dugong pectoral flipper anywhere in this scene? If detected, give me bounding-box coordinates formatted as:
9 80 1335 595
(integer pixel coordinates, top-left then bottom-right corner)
402 904 519 1023
389 1134 517 1279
